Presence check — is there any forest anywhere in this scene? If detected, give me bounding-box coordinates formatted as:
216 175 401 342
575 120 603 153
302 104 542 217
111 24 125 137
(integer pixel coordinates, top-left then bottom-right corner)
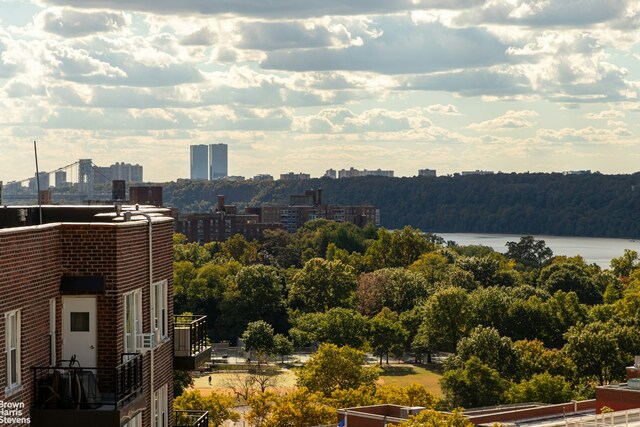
172 220 640 426
163 172 640 238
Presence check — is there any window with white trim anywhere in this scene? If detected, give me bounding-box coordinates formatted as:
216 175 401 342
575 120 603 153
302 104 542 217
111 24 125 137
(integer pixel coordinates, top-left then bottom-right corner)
5 310 20 392
151 280 168 341
49 298 56 366
153 384 168 427
124 289 142 353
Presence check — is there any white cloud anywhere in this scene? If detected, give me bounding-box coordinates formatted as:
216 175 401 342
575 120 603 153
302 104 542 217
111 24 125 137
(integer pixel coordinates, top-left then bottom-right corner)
41 0 486 18
426 104 461 115
260 17 514 74
468 110 538 131
36 7 129 37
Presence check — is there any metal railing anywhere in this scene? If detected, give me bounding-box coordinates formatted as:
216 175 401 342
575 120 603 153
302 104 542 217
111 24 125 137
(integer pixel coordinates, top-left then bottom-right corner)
175 410 209 427
175 315 208 357
31 353 143 410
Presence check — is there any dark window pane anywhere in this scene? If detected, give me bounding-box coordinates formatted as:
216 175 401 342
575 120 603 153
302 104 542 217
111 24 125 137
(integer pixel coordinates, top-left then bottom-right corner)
70 312 90 332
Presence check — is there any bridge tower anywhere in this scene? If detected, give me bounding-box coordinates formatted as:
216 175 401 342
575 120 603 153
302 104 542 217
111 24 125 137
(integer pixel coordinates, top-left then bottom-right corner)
78 159 94 199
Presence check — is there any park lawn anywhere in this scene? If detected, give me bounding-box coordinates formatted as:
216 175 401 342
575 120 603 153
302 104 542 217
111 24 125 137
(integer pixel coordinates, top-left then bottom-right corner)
377 364 443 397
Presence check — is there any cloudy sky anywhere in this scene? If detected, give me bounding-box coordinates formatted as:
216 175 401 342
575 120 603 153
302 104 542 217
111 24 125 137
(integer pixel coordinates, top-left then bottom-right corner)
1 0 639 182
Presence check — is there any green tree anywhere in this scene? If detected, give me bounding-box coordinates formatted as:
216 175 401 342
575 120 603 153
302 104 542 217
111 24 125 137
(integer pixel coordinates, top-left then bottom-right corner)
512 339 575 381
440 356 507 408
397 409 473 427
364 227 435 269
242 320 275 360
505 235 553 269
221 234 261 264
369 308 407 365
272 334 294 364
538 261 602 305
219 264 285 339
296 343 379 396
409 252 450 286
260 388 336 427
564 320 639 384
356 268 429 316
173 370 194 397
288 258 357 312
174 390 239 427
504 372 573 404
417 287 470 353
446 326 515 379
374 383 439 409
610 249 640 278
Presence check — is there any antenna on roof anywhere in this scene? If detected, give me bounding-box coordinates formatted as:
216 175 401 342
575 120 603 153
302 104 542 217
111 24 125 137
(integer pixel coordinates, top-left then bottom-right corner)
34 140 43 225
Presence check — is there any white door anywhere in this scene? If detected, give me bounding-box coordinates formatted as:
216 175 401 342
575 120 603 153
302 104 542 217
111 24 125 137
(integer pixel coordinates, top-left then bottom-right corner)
62 297 97 368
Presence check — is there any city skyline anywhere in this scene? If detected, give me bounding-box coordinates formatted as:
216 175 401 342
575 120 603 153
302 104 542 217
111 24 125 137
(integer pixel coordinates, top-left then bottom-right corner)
0 1 639 183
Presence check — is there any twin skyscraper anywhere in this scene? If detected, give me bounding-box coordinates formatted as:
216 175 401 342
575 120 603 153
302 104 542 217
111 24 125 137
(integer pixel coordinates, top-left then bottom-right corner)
190 143 228 180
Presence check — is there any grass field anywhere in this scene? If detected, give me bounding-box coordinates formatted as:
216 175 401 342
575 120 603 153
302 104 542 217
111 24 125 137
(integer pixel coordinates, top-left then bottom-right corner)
377 364 443 397
194 363 443 398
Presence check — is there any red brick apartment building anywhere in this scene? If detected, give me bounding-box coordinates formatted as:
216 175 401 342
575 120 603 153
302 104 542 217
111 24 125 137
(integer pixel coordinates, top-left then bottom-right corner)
0 205 210 427
177 189 380 244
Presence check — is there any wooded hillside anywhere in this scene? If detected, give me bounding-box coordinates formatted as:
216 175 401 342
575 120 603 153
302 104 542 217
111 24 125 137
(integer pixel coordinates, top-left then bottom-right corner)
163 172 640 238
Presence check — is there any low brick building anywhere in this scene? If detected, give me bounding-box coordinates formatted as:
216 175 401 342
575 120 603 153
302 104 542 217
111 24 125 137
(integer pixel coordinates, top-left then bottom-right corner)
0 205 209 427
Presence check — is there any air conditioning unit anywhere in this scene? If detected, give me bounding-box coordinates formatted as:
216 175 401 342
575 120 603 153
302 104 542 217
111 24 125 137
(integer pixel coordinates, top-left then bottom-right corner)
136 333 157 351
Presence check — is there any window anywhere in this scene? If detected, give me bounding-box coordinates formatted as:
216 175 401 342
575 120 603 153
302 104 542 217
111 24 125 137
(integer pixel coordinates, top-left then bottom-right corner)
49 299 56 366
124 289 142 353
151 280 168 342
153 384 168 427
5 310 20 392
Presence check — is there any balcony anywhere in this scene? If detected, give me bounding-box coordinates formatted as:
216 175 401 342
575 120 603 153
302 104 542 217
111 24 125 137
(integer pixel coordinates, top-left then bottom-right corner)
174 315 211 370
175 410 209 427
31 353 144 427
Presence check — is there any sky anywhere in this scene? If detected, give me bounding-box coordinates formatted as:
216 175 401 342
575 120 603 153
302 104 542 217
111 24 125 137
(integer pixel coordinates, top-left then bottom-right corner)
0 0 639 183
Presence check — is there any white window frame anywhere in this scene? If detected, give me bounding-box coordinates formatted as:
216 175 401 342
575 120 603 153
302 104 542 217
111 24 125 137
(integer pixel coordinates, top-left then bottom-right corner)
153 384 168 427
5 310 21 393
49 298 56 366
124 289 142 354
151 280 168 342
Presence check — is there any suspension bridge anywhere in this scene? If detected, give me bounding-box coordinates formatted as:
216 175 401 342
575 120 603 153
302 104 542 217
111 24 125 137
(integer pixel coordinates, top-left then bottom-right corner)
1 159 142 205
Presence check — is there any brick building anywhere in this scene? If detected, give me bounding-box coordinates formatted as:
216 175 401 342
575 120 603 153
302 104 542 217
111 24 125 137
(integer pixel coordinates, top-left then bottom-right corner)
0 205 209 427
176 189 379 243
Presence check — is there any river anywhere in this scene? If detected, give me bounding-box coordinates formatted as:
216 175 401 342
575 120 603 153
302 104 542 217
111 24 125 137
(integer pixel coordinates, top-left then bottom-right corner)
436 233 640 269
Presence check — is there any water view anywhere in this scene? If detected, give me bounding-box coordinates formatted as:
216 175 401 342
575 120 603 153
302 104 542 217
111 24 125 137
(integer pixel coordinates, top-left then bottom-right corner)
436 233 640 269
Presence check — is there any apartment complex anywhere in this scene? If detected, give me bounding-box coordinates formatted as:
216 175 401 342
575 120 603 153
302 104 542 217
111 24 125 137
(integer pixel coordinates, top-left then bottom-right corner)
0 205 210 427
338 167 394 178
176 189 379 243
94 162 144 184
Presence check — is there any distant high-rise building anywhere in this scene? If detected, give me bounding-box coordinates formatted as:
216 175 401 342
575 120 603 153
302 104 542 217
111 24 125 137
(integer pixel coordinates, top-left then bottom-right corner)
418 169 437 177
54 170 68 187
338 167 394 178
324 169 337 179
253 174 274 181
280 172 311 181
461 170 494 176
190 145 209 180
111 162 143 183
209 143 228 180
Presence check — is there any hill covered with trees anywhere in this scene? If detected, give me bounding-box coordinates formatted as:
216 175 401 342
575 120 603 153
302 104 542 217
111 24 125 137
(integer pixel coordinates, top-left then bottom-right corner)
163 172 640 238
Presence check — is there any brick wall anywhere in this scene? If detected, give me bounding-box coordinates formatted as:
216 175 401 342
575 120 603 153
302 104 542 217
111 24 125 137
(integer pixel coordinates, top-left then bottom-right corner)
0 225 63 421
1 216 175 427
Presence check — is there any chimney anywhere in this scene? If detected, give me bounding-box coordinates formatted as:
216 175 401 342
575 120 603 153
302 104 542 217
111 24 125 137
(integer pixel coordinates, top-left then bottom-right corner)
217 195 225 212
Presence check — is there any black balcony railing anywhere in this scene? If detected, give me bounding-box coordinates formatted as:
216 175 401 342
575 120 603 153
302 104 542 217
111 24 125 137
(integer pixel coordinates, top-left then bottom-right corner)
175 410 209 427
32 353 143 411
175 315 208 357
